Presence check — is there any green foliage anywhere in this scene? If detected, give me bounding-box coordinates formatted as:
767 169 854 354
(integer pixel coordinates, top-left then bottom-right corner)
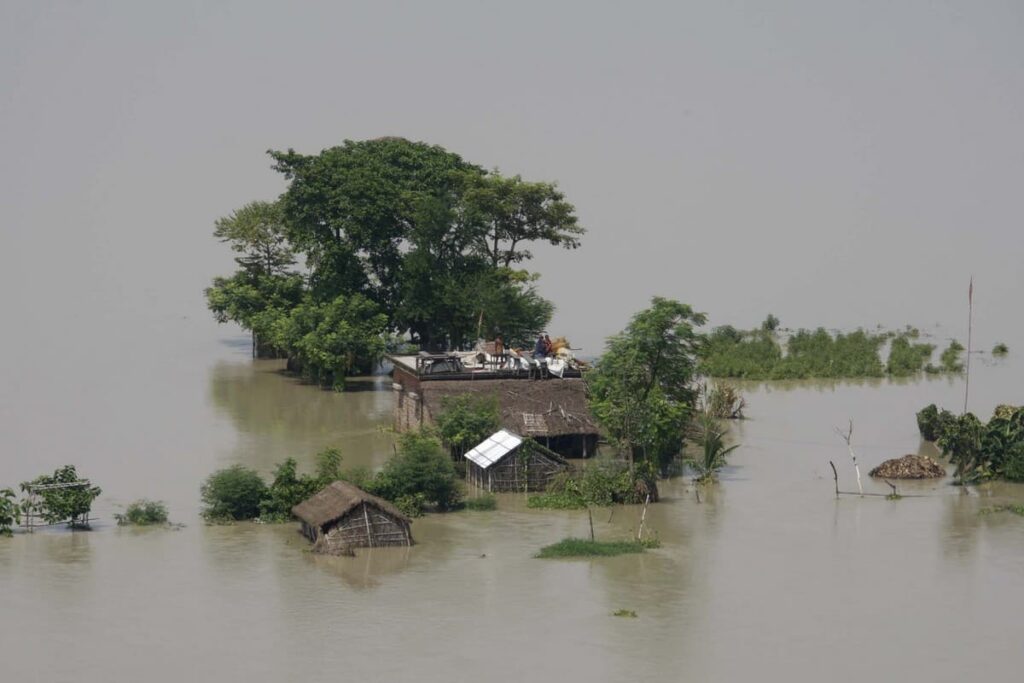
1 488 19 536
587 298 706 471
114 500 169 526
612 609 639 618
687 414 740 483
761 314 780 332
923 404 1024 484
535 537 659 558
20 466 101 525
258 458 321 522
527 459 656 509
916 404 956 441
436 394 501 458
993 343 1009 356
886 336 935 376
700 322 950 380
940 340 964 373
980 504 1024 516
463 494 497 511
372 432 462 512
268 293 389 387
200 465 268 521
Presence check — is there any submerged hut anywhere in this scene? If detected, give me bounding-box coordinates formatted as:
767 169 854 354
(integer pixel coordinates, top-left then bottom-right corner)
292 481 413 555
465 429 568 492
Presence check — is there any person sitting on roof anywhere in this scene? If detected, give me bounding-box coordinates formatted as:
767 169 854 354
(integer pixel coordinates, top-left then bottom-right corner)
533 334 547 358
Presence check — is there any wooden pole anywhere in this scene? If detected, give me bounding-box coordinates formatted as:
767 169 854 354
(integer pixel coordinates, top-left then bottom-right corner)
829 461 839 498
964 276 973 415
637 494 650 541
588 508 595 542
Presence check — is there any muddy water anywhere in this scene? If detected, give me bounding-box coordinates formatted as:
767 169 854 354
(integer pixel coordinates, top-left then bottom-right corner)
2 322 1023 682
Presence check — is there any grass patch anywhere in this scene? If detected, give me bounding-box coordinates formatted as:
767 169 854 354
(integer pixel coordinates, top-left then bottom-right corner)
612 609 638 618
993 343 1009 356
114 499 169 526
463 494 497 511
535 537 659 558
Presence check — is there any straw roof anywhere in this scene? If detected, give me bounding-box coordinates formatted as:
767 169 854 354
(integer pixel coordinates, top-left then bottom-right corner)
421 378 599 437
292 480 410 529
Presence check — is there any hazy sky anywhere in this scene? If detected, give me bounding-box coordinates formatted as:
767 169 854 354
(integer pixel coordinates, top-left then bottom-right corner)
2 1 1022 354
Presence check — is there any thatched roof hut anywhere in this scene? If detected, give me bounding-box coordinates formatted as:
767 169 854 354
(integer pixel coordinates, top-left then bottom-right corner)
418 378 599 457
464 429 568 492
292 481 412 555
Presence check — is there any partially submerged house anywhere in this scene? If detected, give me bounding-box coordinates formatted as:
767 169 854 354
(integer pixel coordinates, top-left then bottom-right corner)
464 429 568 492
292 481 413 555
390 354 600 458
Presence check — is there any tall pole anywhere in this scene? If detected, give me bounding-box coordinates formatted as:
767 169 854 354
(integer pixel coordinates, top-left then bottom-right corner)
963 276 973 415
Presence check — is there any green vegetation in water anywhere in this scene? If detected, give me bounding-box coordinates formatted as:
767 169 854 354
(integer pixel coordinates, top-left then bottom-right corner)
527 459 657 510
435 394 501 460
700 318 950 380
201 465 268 522
992 343 1009 356
462 494 497 511
587 297 705 475
535 537 660 558
205 138 585 384
687 414 740 484
940 340 964 373
115 499 169 526
918 404 1024 484
201 433 463 522
612 609 638 618
20 465 101 526
0 488 19 536
916 404 956 442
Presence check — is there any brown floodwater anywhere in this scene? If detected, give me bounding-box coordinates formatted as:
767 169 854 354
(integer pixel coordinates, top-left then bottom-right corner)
2 320 1023 682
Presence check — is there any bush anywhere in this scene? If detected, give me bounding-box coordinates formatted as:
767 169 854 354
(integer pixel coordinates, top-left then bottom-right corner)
373 432 462 511
527 459 656 509
463 494 497 511
916 404 956 441
993 343 1009 356
940 340 964 372
687 414 740 483
1 488 19 536
704 383 746 419
1002 442 1024 482
435 394 501 459
115 499 169 526
201 465 268 521
258 458 320 522
886 336 935 376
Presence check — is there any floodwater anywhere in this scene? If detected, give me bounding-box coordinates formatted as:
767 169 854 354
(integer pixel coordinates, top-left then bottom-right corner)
2 319 1023 683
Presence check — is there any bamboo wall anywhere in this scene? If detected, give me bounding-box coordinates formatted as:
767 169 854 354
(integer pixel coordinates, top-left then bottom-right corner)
311 503 412 555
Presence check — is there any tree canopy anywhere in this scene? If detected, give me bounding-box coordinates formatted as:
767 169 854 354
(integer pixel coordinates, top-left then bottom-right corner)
206 138 583 378
586 297 707 472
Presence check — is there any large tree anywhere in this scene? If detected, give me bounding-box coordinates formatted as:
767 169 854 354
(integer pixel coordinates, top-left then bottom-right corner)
587 298 707 472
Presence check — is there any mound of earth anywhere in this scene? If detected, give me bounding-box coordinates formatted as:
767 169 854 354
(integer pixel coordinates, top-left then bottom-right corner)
869 454 945 479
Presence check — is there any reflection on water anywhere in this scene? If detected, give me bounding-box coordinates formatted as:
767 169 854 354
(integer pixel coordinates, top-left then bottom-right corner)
2 331 1024 681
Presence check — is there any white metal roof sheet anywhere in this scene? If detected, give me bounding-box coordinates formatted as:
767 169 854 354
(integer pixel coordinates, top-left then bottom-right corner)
463 429 523 469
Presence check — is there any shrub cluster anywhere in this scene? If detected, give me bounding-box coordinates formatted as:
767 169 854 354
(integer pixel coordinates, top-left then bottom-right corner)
527 459 657 509
115 500 169 526
918 403 1024 483
200 435 462 522
535 537 660 558
0 488 19 536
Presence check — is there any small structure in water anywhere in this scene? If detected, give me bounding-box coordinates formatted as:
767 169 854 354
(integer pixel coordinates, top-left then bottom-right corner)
292 481 413 555
464 429 568 492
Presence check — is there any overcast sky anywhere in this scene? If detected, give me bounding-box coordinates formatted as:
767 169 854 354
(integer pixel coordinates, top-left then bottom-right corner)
2 0 1022 354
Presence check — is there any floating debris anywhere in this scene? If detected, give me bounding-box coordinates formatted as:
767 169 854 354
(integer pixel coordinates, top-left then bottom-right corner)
869 454 945 479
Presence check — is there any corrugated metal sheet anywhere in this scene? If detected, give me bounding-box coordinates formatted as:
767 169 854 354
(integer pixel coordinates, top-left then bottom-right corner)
464 429 523 469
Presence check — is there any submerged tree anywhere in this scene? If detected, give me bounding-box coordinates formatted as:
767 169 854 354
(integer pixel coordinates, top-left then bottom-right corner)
435 394 502 459
20 466 101 526
587 297 707 473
